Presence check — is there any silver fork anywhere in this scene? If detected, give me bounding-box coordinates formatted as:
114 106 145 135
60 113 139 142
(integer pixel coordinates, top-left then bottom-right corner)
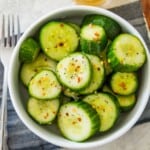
0 14 21 150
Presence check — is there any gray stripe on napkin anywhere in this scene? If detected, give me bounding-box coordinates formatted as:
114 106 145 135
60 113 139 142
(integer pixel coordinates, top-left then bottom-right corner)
110 1 150 47
0 1 149 150
111 1 143 20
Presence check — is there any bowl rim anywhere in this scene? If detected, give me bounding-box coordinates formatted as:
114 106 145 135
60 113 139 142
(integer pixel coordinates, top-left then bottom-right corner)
8 5 150 149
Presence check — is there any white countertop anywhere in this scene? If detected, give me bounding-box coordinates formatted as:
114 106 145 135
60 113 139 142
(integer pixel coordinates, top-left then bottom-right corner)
0 0 138 33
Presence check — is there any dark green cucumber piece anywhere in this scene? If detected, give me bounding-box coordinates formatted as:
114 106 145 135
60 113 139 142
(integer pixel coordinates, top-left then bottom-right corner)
80 23 107 55
102 85 136 112
82 14 122 40
19 38 40 63
99 41 113 75
27 97 60 124
56 52 91 90
29 70 62 100
57 101 100 142
110 72 138 96
20 53 57 86
40 21 79 61
83 92 119 132
107 33 146 72
79 54 105 94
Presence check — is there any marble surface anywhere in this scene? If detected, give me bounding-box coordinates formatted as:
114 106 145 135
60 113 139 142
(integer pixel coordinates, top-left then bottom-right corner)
0 0 150 150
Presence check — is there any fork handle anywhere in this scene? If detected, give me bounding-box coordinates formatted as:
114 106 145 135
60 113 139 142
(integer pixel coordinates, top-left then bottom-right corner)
0 67 9 150
0 111 8 150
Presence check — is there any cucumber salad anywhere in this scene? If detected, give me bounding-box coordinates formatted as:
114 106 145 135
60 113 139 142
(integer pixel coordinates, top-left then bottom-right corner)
19 14 146 142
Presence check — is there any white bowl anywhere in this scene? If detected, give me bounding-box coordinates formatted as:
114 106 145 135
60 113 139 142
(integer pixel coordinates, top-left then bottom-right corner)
8 6 150 149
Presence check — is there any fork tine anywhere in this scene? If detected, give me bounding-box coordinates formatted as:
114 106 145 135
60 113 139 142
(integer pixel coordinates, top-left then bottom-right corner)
0 15 21 150
17 15 21 42
1 14 5 47
11 14 15 47
6 14 11 47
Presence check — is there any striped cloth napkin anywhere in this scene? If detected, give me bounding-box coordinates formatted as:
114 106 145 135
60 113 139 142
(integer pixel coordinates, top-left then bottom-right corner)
0 1 149 149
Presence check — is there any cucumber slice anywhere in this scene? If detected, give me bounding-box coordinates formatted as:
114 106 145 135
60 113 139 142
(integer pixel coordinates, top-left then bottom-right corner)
29 70 62 100
57 101 100 142
117 94 136 112
56 52 92 90
80 24 107 55
19 38 40 63
80 54 105 94
82 14 122 40
40 21 79 61
107 34 146 72
99 41 113 75
27 97 59 124
102 85 136 112
63 88 80 101
110 72 138 96
83 92 119 132
20 53 57 86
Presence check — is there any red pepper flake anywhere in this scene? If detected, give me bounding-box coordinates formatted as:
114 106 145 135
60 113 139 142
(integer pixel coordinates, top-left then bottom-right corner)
77 117 82 122
59 42 64 47
71 63 75 66
38 80 42 84
94 32 100 37
77 65 80 69
97 67 100 71
93 32 100 41
44 113 49 119
119 82 127 90
34 69 38 72
60 23 64 27
65 112 69 116
75 65 80 72
72 121 76 125
77 77 81 83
